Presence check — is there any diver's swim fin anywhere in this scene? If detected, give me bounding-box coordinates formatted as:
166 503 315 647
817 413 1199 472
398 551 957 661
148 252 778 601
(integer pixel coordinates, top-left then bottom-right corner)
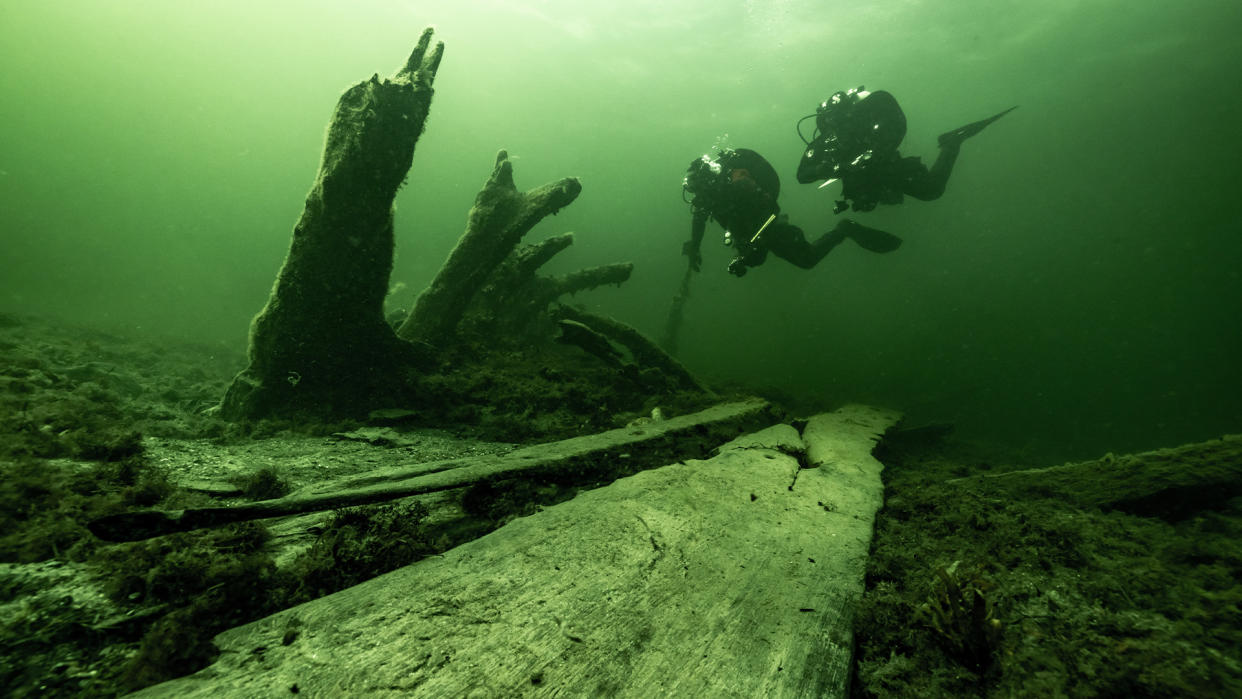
938 105 1018 149
840 219 903 253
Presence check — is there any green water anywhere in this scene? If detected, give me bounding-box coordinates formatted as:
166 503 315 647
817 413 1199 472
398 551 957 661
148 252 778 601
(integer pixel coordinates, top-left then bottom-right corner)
2 0 1239 461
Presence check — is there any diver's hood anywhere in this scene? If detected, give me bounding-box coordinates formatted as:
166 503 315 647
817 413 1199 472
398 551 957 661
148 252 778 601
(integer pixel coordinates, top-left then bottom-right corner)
797 89 907 184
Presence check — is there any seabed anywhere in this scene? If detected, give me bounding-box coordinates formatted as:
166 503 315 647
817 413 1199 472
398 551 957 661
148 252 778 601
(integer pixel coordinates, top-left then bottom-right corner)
1 311 1239 698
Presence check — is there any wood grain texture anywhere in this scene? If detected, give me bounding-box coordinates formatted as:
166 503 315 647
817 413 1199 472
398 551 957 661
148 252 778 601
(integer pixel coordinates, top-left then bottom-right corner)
136 405 899 698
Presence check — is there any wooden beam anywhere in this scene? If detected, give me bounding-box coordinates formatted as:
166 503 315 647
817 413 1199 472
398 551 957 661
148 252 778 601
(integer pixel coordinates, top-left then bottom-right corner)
89 399 777 542
949 434 1242 518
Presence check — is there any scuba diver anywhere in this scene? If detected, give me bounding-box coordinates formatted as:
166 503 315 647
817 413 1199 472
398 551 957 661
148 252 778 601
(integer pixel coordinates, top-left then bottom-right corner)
664 94 1013 351
680 147 901 277
796 86 1016 215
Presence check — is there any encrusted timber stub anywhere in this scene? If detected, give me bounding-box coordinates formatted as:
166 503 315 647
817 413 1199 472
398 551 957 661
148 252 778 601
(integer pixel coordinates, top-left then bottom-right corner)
219 31 446 423
318 31 442 207
515 232 575 277
549 263 634 298
398 150 582 346
397 28 444 85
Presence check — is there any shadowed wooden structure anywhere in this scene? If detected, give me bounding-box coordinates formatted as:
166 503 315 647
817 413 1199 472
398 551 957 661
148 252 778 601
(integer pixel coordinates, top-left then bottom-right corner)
220 30 662 423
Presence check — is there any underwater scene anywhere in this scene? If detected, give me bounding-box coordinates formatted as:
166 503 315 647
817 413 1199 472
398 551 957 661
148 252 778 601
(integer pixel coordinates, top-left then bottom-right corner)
1 0 1240 696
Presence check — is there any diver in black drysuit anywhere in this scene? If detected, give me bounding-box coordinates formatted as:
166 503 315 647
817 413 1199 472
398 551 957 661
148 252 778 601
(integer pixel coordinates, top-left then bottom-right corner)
796 87 1016 219
681 148 898 277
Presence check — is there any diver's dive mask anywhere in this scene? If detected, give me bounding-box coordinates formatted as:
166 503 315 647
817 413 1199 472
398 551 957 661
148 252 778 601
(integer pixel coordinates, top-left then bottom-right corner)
797 86 870 146
815 87 870 138
682 151 733 203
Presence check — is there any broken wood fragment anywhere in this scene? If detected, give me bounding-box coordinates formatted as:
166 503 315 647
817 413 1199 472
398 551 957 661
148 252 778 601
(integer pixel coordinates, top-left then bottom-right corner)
553 304 710 394
555 319 628 373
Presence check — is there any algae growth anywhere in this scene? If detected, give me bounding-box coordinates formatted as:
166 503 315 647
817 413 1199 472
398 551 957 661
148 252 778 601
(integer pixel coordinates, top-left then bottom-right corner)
2 312 1238 696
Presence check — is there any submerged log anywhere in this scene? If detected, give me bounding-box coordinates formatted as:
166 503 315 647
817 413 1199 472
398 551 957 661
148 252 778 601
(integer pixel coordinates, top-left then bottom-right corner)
89 399 778 542
131 405 899 698
950 434 1242 519
220 30 444 421
554 319 625 367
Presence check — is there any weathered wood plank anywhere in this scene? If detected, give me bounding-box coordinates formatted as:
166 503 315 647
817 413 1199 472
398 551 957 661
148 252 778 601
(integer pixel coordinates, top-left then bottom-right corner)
89 399 777 542
134 404 898 698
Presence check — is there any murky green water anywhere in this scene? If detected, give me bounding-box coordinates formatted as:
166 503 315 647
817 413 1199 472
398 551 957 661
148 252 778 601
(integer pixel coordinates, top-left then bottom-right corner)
2 0 1239 461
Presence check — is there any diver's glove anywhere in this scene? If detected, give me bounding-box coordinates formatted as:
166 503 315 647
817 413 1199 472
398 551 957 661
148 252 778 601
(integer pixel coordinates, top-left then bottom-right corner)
681 240 702 272
727 239 767 277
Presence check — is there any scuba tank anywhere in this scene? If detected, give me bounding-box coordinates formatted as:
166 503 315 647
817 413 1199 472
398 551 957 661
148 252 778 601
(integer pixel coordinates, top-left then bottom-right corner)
796 87 907 185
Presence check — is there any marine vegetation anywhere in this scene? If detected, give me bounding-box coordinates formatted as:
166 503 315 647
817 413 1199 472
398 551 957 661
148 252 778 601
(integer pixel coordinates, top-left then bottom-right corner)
917 561 1001 670
853 434 1242 697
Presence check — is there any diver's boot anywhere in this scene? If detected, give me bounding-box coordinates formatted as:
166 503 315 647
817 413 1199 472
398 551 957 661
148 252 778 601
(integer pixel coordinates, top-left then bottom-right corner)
838 219 902 253
938 105 1018 149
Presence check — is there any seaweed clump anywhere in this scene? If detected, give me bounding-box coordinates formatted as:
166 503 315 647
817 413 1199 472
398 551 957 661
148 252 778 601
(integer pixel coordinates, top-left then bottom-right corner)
229 465 291 500
916 561 1001 671
287 500 436 599
0 456 171 564
92 500 440 693
101 523 280 691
